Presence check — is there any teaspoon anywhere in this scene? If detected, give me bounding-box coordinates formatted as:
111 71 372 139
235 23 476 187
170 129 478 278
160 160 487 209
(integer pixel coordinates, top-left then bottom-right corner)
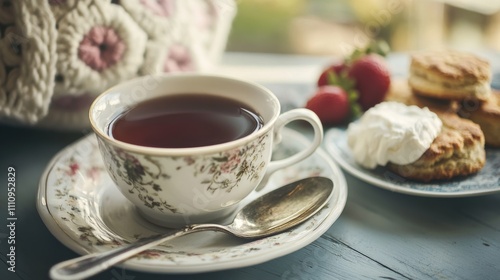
50 176 334 280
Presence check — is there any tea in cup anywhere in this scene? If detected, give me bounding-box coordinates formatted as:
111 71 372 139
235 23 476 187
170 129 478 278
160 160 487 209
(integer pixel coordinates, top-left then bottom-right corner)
89 74 323 228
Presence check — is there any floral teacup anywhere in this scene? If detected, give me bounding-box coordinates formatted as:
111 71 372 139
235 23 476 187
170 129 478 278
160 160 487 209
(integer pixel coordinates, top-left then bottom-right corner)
89 74 323 228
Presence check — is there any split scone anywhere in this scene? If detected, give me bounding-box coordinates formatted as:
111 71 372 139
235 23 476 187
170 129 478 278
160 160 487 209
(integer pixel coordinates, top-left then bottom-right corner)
387 112 485 182
456 90 500 147
409 51 491 101
385 78 456 114
389 78 500 148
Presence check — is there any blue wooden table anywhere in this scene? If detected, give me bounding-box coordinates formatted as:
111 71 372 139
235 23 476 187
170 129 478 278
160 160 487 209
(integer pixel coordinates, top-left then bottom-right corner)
1 52 500 280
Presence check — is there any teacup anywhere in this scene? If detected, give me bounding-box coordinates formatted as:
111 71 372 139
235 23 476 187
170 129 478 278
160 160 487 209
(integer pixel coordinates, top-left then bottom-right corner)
89 73 323 228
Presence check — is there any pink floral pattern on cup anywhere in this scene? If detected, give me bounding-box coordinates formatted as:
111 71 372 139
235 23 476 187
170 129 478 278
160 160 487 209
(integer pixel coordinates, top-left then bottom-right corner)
78 26 125 71
99 133 268 214
139 0 174 17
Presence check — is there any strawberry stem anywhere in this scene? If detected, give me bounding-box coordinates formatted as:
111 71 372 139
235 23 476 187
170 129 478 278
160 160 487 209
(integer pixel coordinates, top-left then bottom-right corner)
347 90 363 119
345 40 390 65
324 39 390 120
326 70 362 120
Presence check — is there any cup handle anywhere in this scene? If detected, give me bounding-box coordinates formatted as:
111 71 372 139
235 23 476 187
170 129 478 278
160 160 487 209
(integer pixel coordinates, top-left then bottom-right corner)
255 108 323 191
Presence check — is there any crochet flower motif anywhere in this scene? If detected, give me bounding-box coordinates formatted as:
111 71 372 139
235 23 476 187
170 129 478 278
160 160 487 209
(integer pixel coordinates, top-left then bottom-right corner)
163 44 194 72
78 26 125 72
139 0 174 17
55 0 147 95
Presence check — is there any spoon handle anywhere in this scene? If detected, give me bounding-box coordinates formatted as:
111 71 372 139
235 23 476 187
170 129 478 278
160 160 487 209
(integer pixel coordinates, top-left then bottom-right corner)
50 224 227 280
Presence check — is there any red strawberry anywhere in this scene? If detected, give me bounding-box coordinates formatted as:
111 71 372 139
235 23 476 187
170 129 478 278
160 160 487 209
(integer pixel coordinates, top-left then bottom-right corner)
347 54 390 111
305 85 350 125
317 61 347 87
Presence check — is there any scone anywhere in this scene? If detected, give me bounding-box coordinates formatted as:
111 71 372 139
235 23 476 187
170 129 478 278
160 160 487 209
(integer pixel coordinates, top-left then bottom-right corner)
409 51 491 101
387 112 485 182
386 78 456 114
389 78 500 148
457 90 500 147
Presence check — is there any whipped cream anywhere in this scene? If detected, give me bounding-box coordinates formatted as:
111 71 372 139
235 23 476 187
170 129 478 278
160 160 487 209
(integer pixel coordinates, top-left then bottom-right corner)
347 101 442 169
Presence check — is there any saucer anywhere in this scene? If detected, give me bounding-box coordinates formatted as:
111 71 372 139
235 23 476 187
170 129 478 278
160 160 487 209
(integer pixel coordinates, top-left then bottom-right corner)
37 128 347 274
325 128 500 197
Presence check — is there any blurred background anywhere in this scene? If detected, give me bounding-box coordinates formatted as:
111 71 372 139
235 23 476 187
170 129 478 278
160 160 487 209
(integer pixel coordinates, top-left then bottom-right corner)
225 0 500 55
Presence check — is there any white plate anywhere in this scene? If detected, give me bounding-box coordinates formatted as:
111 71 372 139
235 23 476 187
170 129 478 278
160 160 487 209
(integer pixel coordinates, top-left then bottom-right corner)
325 128 500 197
37 128 347 274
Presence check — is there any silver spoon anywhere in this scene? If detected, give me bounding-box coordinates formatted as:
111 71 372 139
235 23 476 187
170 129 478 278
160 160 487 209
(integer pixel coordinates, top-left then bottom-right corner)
50 176 334 280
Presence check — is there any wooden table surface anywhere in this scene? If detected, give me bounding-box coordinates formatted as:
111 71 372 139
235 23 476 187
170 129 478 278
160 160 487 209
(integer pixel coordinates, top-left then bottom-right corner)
1 52 500 280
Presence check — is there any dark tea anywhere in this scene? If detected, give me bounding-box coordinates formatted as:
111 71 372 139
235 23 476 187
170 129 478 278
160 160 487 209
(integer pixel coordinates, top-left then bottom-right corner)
109 94 264 148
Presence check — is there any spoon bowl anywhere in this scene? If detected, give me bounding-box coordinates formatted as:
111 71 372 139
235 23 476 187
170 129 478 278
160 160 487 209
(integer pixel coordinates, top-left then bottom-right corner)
50 176 334 280
228 176 334 238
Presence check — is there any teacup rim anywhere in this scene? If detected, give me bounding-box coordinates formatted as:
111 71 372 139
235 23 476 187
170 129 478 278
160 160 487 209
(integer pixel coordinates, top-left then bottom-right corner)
89 73 280 156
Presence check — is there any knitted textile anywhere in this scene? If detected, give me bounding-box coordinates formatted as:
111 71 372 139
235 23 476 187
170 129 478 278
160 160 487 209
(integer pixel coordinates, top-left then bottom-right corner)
0 0 235 129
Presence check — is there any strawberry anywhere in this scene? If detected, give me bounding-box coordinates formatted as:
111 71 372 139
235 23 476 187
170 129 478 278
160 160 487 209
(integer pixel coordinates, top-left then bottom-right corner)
317 61 346 87
347 54 390 111
305 85 350 125
310 40 391 123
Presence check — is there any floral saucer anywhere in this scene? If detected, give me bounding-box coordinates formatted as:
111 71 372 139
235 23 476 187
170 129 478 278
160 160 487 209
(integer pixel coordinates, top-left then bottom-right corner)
325 128 500 197
37 128 347 274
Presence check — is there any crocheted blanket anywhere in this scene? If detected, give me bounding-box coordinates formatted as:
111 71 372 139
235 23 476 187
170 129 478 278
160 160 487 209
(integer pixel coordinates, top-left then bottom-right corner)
0 0 235 128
